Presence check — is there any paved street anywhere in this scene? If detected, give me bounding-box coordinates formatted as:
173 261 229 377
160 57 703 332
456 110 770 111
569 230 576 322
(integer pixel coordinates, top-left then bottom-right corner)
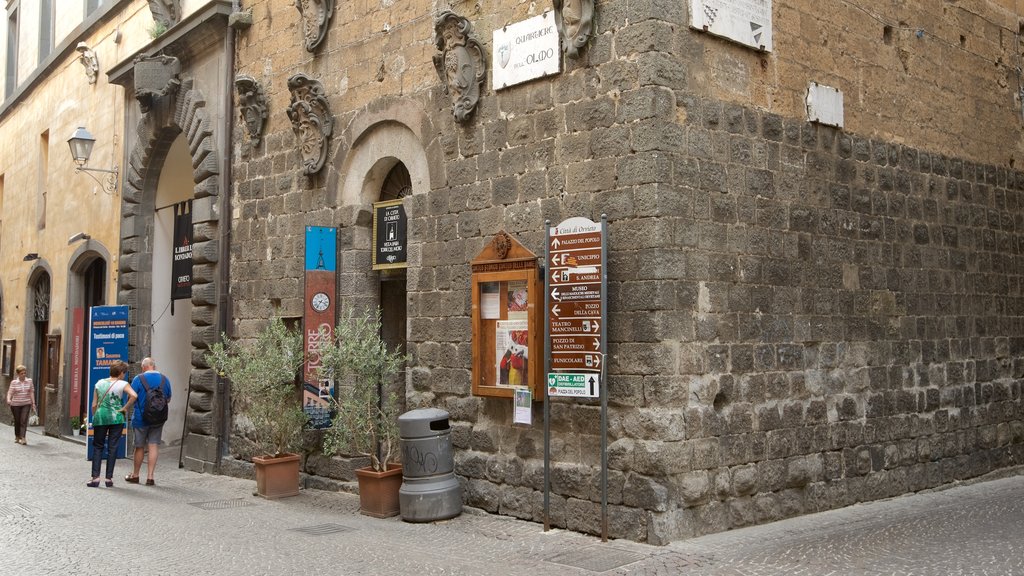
1 424 1022 575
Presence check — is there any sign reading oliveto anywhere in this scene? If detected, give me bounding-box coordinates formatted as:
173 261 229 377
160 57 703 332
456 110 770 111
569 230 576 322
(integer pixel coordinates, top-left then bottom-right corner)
372 199 407 270
492 12 561 90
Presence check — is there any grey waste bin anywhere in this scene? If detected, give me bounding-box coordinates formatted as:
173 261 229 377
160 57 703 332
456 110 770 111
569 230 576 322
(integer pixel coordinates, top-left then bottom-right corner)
399 408 462 522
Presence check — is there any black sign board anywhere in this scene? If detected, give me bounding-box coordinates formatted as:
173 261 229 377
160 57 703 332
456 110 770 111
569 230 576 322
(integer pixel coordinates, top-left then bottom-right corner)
372 199 407 270
171 200 193 301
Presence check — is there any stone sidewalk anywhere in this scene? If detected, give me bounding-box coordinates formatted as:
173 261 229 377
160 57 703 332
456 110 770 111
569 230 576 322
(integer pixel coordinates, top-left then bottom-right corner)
1 425 1021 575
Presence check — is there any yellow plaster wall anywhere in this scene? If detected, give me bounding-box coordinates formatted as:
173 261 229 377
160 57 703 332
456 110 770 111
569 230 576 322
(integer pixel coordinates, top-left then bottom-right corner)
0 1 152 368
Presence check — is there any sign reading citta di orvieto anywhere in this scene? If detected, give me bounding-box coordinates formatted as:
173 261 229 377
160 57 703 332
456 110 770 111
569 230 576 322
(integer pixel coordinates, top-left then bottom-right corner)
492 12 561 90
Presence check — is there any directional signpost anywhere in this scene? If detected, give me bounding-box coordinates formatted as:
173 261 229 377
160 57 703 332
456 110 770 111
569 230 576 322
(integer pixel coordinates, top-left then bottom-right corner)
543 215 608 541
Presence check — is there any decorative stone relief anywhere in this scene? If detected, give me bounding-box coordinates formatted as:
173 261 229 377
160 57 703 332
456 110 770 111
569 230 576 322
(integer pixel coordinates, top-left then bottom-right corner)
554 0 594 59
295 0 335 52
133 54 181 113
76 43 99 84
286 73 333 175
433 11 487 123
235 75 268 147
147 0 181 29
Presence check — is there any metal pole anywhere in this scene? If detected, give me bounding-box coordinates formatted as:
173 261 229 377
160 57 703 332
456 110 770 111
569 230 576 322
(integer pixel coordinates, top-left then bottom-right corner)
600 214 608 542
543 220 551 532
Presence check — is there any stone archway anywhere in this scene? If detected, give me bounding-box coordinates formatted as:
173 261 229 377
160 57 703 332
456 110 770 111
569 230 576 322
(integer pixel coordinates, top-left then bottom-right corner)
119 78 222 461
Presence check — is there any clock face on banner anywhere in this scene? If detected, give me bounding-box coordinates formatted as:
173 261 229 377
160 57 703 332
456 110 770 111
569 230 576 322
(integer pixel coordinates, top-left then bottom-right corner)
311 292 330 312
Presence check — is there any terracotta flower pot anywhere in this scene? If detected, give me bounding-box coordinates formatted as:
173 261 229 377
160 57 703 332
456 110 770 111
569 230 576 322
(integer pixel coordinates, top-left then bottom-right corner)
253 453 301 499
355 464 403 518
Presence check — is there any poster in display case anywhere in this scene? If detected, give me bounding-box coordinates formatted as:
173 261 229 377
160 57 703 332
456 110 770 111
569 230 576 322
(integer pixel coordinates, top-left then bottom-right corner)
470 231 542 400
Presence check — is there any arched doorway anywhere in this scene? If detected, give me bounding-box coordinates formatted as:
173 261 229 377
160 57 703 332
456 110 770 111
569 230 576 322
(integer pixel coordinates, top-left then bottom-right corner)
378 163 410 358
66 246 109 430
150 134 193 447
26 270 51 422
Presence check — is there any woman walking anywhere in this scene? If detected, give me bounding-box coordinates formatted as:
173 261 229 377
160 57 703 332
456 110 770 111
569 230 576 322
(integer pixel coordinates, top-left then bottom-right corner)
6 365 36 445
88 361 136 487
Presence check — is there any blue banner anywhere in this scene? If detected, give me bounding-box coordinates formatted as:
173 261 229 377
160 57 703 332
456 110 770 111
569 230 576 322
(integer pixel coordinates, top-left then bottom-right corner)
86 305 130 461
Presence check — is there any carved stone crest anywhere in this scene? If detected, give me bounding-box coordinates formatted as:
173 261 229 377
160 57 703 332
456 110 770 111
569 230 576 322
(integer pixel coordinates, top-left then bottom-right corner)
235 76 268 147
433 11 487 123
76 43 99 85
133 54 181 113
286 73 333 175
554 0 594 59
492 231 513 260
295 0 335 52
147 0 181 29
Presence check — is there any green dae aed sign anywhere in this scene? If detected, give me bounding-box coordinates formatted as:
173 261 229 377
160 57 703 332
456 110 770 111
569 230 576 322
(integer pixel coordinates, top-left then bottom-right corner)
547 372 600 398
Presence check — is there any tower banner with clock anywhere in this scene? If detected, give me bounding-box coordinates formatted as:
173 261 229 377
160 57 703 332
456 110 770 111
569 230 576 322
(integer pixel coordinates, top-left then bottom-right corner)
303 226 337 429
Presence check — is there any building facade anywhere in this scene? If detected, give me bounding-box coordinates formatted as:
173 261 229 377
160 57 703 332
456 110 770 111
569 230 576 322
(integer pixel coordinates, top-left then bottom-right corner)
0 0 158 436
4 0 1023 546
223 0 1024 543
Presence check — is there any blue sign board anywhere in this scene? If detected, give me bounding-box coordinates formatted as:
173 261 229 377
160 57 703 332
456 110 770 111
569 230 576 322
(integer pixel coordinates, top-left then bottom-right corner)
86 305 130 461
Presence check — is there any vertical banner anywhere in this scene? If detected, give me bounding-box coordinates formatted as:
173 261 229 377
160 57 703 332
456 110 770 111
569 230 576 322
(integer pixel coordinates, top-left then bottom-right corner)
372 199 407 270
86 305 130 461
69 307 85 419
303 226 337 429
171 200 194 301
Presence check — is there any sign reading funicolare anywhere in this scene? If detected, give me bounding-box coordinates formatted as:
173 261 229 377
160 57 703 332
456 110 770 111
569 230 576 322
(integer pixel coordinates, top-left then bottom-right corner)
547 216 605 398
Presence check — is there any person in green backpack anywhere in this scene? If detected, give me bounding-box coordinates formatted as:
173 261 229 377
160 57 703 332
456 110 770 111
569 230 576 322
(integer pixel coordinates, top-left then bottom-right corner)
88 361 137 488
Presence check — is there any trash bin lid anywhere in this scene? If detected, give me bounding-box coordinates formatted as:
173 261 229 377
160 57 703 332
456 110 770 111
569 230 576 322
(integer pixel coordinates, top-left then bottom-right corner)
398 407 450 437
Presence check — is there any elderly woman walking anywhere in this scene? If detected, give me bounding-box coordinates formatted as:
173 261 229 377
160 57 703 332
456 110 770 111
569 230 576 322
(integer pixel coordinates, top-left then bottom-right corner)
6 365 36 445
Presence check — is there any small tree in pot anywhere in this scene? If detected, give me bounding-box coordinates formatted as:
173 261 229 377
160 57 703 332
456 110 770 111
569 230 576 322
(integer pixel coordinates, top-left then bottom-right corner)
206 317 307 498
315 306 406 517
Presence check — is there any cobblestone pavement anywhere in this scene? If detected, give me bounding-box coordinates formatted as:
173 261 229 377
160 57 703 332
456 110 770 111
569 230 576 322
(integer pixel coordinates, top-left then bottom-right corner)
1 425 1021 575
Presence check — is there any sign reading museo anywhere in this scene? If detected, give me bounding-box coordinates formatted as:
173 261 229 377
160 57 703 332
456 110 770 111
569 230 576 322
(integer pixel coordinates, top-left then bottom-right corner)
492 12 561 90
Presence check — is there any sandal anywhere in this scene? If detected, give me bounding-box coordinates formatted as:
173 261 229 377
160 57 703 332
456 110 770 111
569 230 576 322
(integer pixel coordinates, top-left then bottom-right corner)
86 479 100 488
145 479 155 486
105 479 114 488
124 474 140 484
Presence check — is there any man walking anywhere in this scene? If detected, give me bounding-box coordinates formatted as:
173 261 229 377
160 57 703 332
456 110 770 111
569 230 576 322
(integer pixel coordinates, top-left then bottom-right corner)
125 357 171 486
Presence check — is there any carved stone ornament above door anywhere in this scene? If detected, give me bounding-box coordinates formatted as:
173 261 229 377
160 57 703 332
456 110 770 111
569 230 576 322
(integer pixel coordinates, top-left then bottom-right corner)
235 75 268 147
433 11 487 123
286 73 333 175
296 0 335 52
133 54 181 113
553 0 594 59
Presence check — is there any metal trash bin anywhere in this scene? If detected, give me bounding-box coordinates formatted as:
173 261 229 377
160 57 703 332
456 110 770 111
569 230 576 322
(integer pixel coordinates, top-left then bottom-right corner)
399 408 462 522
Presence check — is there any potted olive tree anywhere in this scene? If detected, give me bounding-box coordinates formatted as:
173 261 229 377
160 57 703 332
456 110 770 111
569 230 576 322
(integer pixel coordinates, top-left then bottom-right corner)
315 306 406 517
206 317 307 499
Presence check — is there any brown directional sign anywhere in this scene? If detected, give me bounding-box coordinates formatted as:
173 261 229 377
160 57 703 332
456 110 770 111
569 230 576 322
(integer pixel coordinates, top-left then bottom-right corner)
548 217 604 372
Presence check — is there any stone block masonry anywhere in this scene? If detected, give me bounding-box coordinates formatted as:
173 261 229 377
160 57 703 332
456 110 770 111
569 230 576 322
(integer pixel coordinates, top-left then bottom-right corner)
227 0 1024 544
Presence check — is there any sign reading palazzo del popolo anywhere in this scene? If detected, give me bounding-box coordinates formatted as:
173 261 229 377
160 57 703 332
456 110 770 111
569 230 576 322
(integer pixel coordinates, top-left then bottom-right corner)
491 12 561 90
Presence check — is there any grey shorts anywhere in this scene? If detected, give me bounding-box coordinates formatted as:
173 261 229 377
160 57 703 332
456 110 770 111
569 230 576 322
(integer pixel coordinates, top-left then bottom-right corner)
133 424 164 446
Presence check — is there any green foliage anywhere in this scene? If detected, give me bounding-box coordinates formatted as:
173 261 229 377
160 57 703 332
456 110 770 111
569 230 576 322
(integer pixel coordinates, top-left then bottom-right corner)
206 317 307 458
316 307 406 472
148 21 167 39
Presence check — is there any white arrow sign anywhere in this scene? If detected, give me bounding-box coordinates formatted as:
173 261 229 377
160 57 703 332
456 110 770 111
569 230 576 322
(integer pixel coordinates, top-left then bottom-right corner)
550 287 561 301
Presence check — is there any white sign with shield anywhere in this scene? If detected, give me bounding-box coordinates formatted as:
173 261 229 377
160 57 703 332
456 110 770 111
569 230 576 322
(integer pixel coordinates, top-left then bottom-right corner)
492 13 561 90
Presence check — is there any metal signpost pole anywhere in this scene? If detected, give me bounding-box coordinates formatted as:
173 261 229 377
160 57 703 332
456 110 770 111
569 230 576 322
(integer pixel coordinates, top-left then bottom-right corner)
543 220 551 532
600 214 608 542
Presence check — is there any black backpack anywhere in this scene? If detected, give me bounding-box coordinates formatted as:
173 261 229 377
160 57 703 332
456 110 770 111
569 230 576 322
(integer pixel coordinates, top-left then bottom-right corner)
141 374 169 425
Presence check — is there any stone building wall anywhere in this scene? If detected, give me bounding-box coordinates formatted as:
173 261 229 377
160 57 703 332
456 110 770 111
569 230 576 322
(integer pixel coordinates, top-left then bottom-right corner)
228 0 1024 543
